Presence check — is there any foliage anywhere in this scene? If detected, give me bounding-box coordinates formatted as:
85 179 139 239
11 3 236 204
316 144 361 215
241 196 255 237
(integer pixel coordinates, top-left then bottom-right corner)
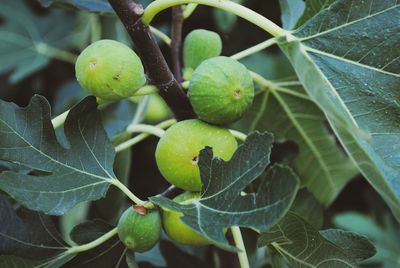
0 0 398 267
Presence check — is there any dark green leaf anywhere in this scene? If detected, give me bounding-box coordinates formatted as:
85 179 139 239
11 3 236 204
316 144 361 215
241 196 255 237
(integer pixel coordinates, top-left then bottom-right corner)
0 1 75 83
0 96 117 215
67 220 127 268
296 0 336 27
290 189 323 229
151 132 300 250
334 212 400 267
38 0 112 13
279 0 305 30
0 254 75 268
38 0 152 13
320 229 376 262
239 74 357 205
0 194 67 260
259 212 376 267
278 0 400 220
213 0 243 33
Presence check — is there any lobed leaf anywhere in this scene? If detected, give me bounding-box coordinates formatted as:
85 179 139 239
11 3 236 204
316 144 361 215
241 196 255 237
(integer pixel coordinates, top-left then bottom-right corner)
259 212 376 267
278 0 400 220
0 96 117 215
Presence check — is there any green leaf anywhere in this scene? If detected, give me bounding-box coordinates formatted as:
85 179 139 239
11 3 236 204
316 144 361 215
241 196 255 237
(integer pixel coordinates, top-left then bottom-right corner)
39 0 112 13
320 229 376 262
38 0 152 13
258 212 376 267
213 0 243 33
68 220 128 268
240 82 357 204
0 255 75 268
278 0 400 219
0 1 75 83
278 0 305 30
0 194 67 260
151 132 300 250
334 212 400 267
290 189 323 229
0 96 117 215
296 0 336 27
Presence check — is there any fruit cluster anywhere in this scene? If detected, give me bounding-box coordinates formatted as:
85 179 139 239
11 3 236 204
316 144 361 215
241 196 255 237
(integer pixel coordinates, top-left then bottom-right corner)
75 30 254 251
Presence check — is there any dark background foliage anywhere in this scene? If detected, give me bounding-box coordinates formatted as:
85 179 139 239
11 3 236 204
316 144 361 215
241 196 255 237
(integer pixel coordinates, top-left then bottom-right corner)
0 0 397 267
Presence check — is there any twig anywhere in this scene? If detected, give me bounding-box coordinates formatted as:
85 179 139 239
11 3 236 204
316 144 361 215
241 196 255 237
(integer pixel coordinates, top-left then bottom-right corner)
171 5 184 82
108 0 195 121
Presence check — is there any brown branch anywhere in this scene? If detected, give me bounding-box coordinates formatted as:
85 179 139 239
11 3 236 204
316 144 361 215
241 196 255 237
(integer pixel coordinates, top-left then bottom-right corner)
171 6 184 82
108 0 195 121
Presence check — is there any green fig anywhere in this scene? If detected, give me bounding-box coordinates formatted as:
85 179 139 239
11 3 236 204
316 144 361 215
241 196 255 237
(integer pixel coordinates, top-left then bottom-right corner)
188 56 254 125
183 29 222 80
155 119 237 191
117 206 161 252
75 39 146 101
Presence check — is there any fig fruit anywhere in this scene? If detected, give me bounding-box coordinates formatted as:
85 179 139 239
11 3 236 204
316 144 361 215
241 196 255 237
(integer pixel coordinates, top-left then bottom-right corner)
75 39 146 101
162 192 211 245
183 29 222 80
117 206 161 252
188 56 254 125
155 119 237 191
145 94 171 123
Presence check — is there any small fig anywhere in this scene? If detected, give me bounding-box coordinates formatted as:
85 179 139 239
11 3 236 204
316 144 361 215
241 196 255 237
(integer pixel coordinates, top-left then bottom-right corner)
155 119 237 191
145 94 171 123
183 29 222 79
188 56 254 125
117 206 161 252
162 192 211 245
75 39 146 101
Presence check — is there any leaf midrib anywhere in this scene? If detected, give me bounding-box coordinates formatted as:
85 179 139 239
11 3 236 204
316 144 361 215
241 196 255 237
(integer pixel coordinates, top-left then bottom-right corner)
269 87 336 192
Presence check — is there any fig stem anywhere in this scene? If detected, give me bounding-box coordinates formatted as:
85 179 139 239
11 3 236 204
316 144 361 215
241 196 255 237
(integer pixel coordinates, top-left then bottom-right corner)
150 26 172 45
182 4 198 19
115 119 177 152
171 5 184 82
142 0 289 37
231 226 250 268
66 227 118 254
230 38 277 61
108 0 196 121
126 124 166 138
229 130 247 142
111 179 153 208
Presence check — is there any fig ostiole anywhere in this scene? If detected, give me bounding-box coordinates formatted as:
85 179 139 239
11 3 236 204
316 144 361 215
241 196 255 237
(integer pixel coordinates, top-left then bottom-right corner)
117 205 161 252
155 119 237 191
188 56 255 125
75 39 146 101
183 29 222 80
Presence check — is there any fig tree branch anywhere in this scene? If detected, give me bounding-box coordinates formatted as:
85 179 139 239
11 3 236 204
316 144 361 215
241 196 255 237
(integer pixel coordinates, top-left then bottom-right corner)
108 0 195 121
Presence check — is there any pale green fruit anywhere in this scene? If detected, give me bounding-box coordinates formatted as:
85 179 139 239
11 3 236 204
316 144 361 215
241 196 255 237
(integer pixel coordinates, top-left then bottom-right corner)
183 29 222 79
162 192 210 245
188 56 254 125
145 94 171 123
117 206 161 252
155 119 237 191
75 39 146 101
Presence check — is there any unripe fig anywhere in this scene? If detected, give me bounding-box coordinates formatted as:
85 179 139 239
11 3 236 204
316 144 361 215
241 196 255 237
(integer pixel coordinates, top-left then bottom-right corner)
188 56 254 125
75 39 146 101
183 29 222 79
117 206 161 252
162 192 210 245
145 94 171 123
155 119 237 191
